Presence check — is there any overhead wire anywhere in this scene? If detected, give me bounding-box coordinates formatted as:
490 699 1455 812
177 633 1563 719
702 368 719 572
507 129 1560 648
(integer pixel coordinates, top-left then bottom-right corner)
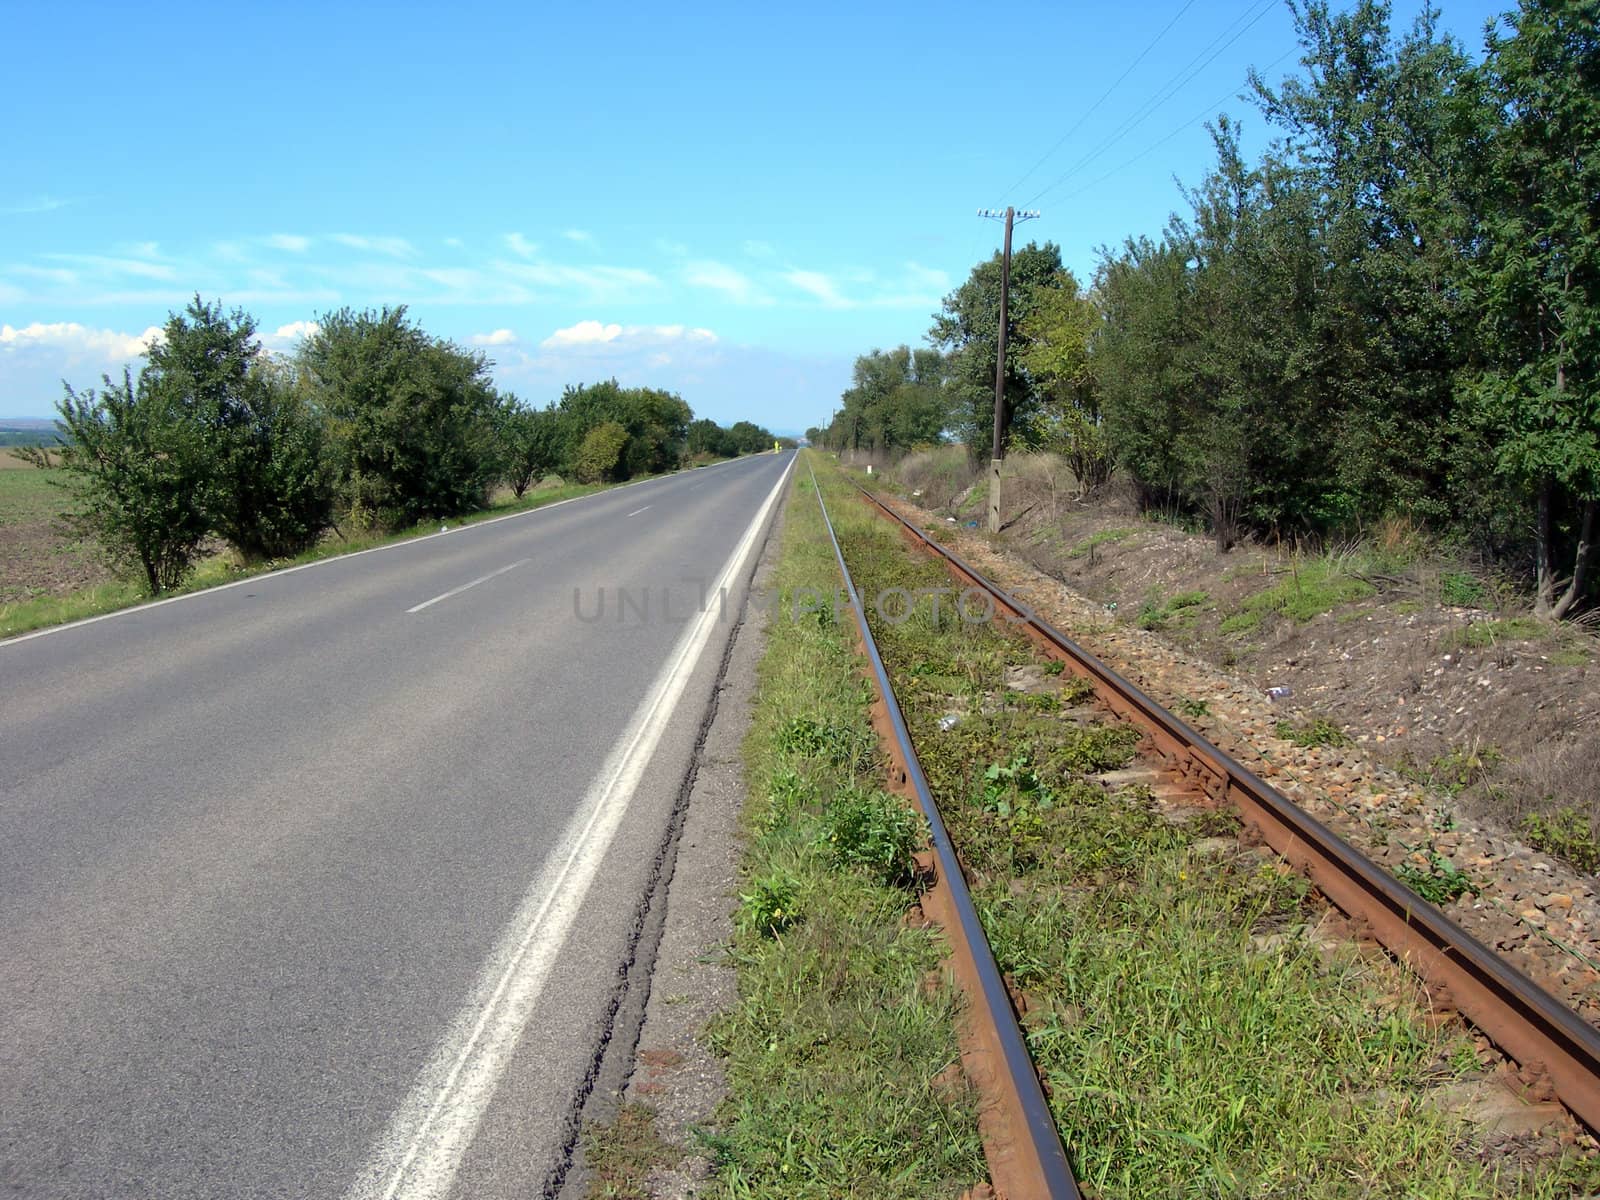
1054 46 1299 203
1022 0 1282 208
1000 0 1200 200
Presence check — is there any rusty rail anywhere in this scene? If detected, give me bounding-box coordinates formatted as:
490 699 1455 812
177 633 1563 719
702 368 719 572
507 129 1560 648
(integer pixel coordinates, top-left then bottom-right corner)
848 473 1600 1138
808 461 1081 1199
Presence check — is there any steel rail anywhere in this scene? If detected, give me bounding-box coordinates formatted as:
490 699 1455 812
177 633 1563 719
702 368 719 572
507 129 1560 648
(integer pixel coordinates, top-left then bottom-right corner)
849 474 1600 1136
807 461 1081 1199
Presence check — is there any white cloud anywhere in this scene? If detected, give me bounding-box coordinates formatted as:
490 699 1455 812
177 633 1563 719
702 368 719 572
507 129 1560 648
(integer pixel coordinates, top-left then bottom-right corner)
331 233 416 258
539 321 717 350
562 229 594 244
471 328 518 346
902 261 949 291
505 232 540 259
261 320 320 349
683 260 768 306
542 320 623 347
496 261 660 301
0 321 164 360
268 233 311 253
783 269 853 309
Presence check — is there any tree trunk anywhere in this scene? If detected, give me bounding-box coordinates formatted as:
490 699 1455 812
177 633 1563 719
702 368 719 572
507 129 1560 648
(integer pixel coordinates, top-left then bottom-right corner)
1552 497 1597 620
1535 477 1555 616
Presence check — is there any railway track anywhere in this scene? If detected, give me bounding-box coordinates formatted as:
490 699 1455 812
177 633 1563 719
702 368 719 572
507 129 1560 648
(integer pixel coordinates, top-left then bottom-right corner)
808 457 1600 1198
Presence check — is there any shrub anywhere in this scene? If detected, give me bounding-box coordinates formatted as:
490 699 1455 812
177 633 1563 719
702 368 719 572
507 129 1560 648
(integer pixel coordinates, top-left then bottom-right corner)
573 421 630 483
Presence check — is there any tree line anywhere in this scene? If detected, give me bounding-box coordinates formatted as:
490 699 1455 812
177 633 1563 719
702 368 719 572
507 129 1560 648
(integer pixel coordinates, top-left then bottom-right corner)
812 0 1597 618
28 299 778 595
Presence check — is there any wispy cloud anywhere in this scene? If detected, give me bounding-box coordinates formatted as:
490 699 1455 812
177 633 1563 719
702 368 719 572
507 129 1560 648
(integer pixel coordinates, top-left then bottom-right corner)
783 269 852 309
496 261 661 302
471 328 518 346
504 232 540 259
331 233 416 258
683 260 769 307
1 195 75 216
45 253 177 282
268 233 312 253
562 229 594 244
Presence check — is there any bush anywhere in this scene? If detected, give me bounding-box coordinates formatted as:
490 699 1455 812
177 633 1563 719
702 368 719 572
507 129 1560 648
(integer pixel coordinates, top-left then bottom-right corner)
573 421 630 483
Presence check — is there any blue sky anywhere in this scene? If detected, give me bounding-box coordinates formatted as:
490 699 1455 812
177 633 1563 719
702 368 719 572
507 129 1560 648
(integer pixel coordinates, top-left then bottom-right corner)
1 0 1505 432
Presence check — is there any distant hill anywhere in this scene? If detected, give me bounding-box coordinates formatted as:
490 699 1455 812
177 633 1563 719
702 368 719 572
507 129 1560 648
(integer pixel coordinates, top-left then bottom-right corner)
0 418 65 448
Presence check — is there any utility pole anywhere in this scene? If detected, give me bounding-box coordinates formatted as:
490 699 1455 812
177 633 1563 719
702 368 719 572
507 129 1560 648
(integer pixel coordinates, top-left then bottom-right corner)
978 206 1040 532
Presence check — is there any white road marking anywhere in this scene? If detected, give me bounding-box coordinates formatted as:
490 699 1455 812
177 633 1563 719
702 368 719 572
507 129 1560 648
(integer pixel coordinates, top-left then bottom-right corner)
405 559 530 614
625 505 651 517
0 451 779 650
345 455 793 1200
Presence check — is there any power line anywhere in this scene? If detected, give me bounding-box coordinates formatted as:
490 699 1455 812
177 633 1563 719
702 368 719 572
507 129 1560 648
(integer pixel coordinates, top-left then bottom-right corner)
1001 0 1199 200
1023 0 1280 208
1055 46 1298 203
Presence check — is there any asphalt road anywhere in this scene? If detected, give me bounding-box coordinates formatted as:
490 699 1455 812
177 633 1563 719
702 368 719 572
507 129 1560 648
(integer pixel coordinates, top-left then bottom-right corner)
0 451 794 1199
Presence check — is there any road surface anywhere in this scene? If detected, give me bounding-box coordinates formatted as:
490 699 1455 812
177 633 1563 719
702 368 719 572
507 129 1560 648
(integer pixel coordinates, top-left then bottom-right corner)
0 451 794 1198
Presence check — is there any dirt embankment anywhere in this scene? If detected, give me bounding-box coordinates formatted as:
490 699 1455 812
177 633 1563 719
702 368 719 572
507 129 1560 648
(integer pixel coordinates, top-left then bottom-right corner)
880 448 1600 871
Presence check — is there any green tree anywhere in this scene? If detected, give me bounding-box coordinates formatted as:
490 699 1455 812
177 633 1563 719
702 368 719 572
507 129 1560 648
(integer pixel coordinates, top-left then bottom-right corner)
687 417 737 458
1460 0 1600 616
300 306 504 528
29 370 211 594
1018 273 1112 492
552 380 693 479
146 297 332 560
930 242 1065 454
502 402 560 498
573 420 631 483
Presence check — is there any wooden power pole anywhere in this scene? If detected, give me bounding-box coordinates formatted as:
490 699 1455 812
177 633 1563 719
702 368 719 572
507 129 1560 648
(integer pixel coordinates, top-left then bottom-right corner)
978 206 1040 533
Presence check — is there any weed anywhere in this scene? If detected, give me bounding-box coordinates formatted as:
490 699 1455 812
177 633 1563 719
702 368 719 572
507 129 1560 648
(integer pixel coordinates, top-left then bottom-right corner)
1169 589 1210 609
1175 696 1210 719
774 716 874 770
1066 528 1134 559
1241 559 1376 623
584 1103 676 1199
1549 646 1591 667
1394 853 1478 904
737 871 801 938
1424 743 1504 796
1274 717 1351 748
1439 571 1486 607
1042 659 1065 676
1519 808 1600 874
817 787 924 888
1219 610 1262 636
1438 617 1548 650
1059 675 1095 705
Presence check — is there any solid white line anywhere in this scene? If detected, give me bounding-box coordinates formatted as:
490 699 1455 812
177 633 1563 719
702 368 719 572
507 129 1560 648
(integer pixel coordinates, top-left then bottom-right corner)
344 454 793 1200
404 559 530 614
625 506 651 518
0 451 786 651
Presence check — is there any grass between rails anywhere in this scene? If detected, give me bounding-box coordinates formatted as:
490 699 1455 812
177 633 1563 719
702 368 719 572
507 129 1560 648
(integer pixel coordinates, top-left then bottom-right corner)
810 457 1600 1198
0 476 625 640
683 462 986 1198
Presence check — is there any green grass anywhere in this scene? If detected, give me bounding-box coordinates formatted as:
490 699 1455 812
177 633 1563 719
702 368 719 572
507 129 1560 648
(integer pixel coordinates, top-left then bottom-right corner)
1237 558 1376 624
1439 616 1550 650
1548 645 1592 667
0 459 67 523
803 456 1597 1199
1067 528 1135 559
1520 808 1600 875
0 477 614 640
1274 716 1351 749
698 458 985 1199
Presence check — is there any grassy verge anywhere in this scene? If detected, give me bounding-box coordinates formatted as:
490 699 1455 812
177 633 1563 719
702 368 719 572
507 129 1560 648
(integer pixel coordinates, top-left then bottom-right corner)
0 477 613 640
809 456 1599 1198
692 459 986 1198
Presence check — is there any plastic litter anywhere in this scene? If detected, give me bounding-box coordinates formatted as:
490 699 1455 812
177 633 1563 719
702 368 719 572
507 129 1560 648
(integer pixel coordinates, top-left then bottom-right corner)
938 713 962 731
1266 685 1293 701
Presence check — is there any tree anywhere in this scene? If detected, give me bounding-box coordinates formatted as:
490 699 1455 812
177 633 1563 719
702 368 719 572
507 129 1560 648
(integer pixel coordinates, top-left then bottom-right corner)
1460 0 1600 617
930 242 1065 454
573 421 631 483
1018 273 1112 492
502 402 560 498
28 370 211 594
687 418 736 458
552 380 693 479
300 306 504 528
146 297 332 560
